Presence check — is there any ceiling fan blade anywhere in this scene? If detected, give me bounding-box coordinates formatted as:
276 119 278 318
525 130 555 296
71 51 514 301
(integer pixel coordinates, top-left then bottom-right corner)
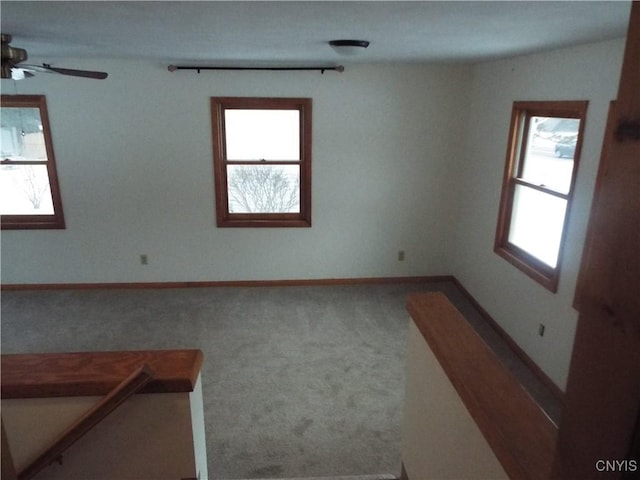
42 64 108 80
2 36 108 80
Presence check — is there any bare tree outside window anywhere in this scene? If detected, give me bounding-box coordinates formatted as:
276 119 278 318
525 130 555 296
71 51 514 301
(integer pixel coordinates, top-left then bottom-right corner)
1 127 51 210
227 165 300 213
212 97 311 227
12 165 51 210
1 95 65 229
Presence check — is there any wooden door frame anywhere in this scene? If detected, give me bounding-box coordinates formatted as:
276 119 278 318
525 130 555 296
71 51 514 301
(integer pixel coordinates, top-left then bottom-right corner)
552 3 640 479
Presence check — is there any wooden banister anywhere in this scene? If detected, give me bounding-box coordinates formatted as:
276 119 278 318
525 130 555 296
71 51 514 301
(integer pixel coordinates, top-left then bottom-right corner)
17 364 154 480
1 349 203 398
407 292 558 480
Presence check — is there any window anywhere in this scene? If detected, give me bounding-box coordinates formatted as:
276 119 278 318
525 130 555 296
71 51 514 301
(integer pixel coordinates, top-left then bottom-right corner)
495 101 588 292
211 97 312 227
1 95 65 229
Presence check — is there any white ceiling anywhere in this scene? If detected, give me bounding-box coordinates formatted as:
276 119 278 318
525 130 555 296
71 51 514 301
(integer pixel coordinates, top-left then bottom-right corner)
0 1 632 67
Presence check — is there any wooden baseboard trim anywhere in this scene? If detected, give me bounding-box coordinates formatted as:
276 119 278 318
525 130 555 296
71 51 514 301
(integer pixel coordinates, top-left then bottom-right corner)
1 275 454 291
450 276 564 403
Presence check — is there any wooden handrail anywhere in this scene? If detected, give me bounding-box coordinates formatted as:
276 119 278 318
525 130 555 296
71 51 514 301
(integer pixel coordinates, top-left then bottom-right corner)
17 364 154 480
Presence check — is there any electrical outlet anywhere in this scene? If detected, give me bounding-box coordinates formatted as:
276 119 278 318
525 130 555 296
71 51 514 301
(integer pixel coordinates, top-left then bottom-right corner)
398 250 405 262
140 254 148 265
538 323 545 337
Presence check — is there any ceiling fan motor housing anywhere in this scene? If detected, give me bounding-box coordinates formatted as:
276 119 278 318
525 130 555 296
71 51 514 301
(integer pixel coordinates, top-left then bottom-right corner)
1 34 29 78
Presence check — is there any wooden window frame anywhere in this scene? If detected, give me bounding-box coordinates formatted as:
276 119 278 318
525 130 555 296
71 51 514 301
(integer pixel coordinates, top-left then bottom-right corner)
494 100 588 292
211 96 312 228
1 94 65 230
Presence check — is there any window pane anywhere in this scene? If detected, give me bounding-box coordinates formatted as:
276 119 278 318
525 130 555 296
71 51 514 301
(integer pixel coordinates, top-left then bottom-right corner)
508 184 567 268
227 164 300 213
225 109 300 161
0 164 54 215
521 116 580 194
0 107 48 161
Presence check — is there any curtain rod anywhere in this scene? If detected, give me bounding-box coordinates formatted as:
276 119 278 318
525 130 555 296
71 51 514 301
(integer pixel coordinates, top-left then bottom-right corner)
168 64 344 74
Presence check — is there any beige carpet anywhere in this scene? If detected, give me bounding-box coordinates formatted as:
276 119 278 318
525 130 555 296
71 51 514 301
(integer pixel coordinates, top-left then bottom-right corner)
1 280 559 479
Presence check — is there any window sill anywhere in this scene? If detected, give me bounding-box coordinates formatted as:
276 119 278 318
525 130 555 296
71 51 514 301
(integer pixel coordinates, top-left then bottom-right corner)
217 216 311 228
1 215 66 230
494 245 559 293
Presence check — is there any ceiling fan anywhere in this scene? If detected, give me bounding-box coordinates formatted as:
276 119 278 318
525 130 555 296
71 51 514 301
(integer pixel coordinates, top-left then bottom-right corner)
1 34 108 80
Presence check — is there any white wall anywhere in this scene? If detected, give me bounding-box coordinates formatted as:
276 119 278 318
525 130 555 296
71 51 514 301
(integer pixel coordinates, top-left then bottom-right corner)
0 38 626 390
0 60 470 284
450 38 625 389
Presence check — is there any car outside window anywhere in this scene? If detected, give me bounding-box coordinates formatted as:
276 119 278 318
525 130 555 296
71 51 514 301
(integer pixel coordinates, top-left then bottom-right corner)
494 100 588 292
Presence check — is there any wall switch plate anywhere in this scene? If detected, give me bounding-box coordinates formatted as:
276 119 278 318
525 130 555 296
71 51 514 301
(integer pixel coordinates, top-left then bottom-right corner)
140 254 148 265
398 250 405 261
